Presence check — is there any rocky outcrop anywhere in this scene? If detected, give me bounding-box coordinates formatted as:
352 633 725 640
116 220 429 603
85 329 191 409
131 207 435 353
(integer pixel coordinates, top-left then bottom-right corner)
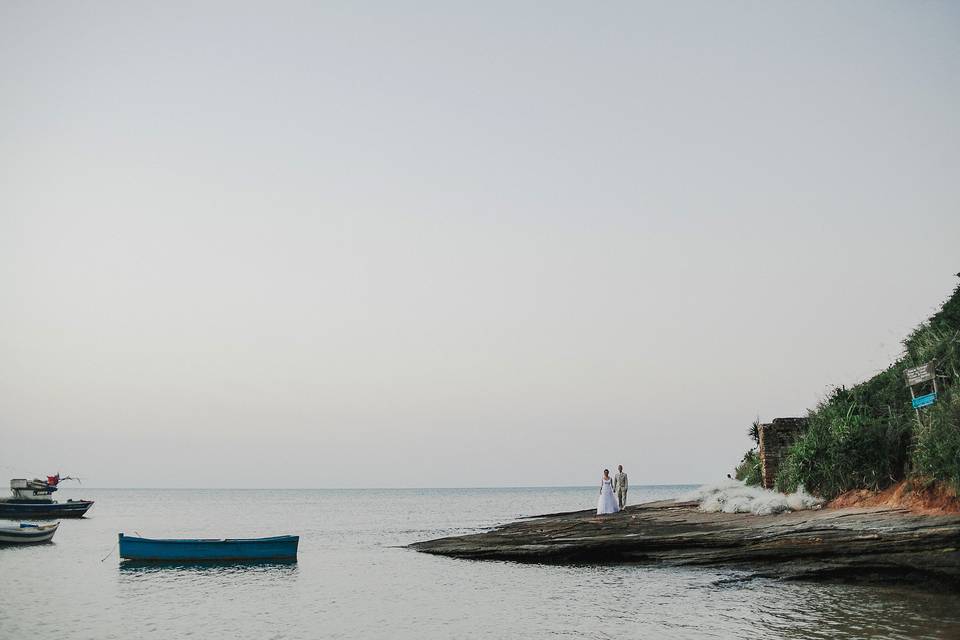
410 500 960 588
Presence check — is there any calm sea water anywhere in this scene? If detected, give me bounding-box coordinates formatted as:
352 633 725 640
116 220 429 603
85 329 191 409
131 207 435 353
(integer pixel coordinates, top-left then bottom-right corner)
2 486 958 639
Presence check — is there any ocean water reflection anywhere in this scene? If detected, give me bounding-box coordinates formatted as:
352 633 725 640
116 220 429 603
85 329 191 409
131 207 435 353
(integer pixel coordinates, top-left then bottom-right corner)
1 487 958 639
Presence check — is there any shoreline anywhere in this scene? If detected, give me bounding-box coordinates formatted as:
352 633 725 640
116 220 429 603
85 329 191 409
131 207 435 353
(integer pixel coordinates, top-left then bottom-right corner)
410 499 960 589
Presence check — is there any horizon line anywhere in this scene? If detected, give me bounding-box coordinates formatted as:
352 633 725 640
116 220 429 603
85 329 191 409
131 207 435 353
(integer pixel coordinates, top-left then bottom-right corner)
59 482 706 491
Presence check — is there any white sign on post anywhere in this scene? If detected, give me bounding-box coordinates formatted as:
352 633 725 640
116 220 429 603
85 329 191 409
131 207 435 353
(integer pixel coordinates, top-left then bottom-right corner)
904 362 936 387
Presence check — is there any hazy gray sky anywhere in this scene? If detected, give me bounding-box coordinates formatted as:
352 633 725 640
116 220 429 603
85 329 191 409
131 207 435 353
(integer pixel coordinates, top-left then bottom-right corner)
2 1 958 488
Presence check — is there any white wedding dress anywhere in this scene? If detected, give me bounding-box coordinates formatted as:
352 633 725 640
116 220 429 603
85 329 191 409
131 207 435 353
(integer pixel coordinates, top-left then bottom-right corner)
597 478 620 515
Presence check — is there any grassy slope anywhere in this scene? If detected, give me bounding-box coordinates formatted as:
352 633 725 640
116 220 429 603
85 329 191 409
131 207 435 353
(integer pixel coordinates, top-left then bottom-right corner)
774 281 960 498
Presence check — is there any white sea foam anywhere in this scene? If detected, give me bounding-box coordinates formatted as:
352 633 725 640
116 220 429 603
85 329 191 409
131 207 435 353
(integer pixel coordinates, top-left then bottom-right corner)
681 479 823 515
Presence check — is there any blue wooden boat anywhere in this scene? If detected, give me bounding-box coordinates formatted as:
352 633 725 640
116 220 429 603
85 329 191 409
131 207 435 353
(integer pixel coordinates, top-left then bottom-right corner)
118 533 299 562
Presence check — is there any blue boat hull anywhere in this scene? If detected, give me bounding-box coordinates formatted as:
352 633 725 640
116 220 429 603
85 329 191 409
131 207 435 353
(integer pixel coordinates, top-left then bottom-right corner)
118 533 299 562
0 500 94 519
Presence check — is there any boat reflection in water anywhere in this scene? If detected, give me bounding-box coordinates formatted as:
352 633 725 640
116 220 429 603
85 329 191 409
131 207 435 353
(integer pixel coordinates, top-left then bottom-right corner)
117 559 300 574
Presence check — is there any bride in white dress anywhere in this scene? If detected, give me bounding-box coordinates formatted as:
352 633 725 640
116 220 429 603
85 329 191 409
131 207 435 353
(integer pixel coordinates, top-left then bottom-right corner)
596 469 620 515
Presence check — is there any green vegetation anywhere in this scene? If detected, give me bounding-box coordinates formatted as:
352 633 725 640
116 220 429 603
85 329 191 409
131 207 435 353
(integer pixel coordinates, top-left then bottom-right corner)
774 280 960 498
735 420 763 486
735 450 762 486
912 386 960 490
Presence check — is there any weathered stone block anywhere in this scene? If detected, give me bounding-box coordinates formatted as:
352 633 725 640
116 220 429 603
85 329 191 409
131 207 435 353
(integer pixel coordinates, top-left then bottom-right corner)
758 417 808 490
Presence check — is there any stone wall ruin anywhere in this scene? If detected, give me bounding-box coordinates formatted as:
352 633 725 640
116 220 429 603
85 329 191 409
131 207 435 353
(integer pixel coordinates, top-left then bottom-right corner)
757 417 809 490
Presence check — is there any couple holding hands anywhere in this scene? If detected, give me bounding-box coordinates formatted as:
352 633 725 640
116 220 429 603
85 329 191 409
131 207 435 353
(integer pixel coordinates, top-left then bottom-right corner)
597 465 628 515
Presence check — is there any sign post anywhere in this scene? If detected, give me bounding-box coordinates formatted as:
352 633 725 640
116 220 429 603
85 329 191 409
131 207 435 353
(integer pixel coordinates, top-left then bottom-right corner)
904 362 938 418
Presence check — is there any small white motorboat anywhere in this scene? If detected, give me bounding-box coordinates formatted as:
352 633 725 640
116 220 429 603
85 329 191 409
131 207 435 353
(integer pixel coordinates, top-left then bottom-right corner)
0 522 60 545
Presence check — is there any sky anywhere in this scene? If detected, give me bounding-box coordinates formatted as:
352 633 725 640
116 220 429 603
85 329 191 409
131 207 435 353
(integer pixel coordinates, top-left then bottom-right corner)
1 1 958 488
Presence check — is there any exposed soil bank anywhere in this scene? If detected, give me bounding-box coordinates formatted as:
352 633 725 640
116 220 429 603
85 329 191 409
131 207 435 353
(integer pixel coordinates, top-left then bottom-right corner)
410 500 960 589
828 480 960 514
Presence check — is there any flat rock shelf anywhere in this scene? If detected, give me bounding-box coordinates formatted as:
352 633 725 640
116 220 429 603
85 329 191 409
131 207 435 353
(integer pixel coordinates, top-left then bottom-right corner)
410 500 960 588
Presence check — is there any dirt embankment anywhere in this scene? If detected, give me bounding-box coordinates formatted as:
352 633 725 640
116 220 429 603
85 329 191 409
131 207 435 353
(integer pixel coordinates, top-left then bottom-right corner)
828 480 960 514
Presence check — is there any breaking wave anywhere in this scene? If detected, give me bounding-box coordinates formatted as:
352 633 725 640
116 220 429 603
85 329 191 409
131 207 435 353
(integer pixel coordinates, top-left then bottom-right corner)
681 478 823 515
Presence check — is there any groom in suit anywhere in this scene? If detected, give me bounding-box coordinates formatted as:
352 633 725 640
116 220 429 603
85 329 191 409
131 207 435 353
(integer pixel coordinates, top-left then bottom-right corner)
614 465 628 510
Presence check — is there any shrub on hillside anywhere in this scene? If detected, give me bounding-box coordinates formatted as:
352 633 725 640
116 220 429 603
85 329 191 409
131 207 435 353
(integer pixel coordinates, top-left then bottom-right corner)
735 449 762 486
912 390 960 493
775 390 911 497
775 282 960 499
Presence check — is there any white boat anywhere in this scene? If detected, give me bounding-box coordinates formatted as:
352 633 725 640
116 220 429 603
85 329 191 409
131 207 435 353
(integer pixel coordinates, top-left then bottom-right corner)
0 522 60 545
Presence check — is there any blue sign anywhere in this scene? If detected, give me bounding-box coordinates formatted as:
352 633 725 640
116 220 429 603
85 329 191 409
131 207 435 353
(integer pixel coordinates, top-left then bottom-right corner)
912 392 937 409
